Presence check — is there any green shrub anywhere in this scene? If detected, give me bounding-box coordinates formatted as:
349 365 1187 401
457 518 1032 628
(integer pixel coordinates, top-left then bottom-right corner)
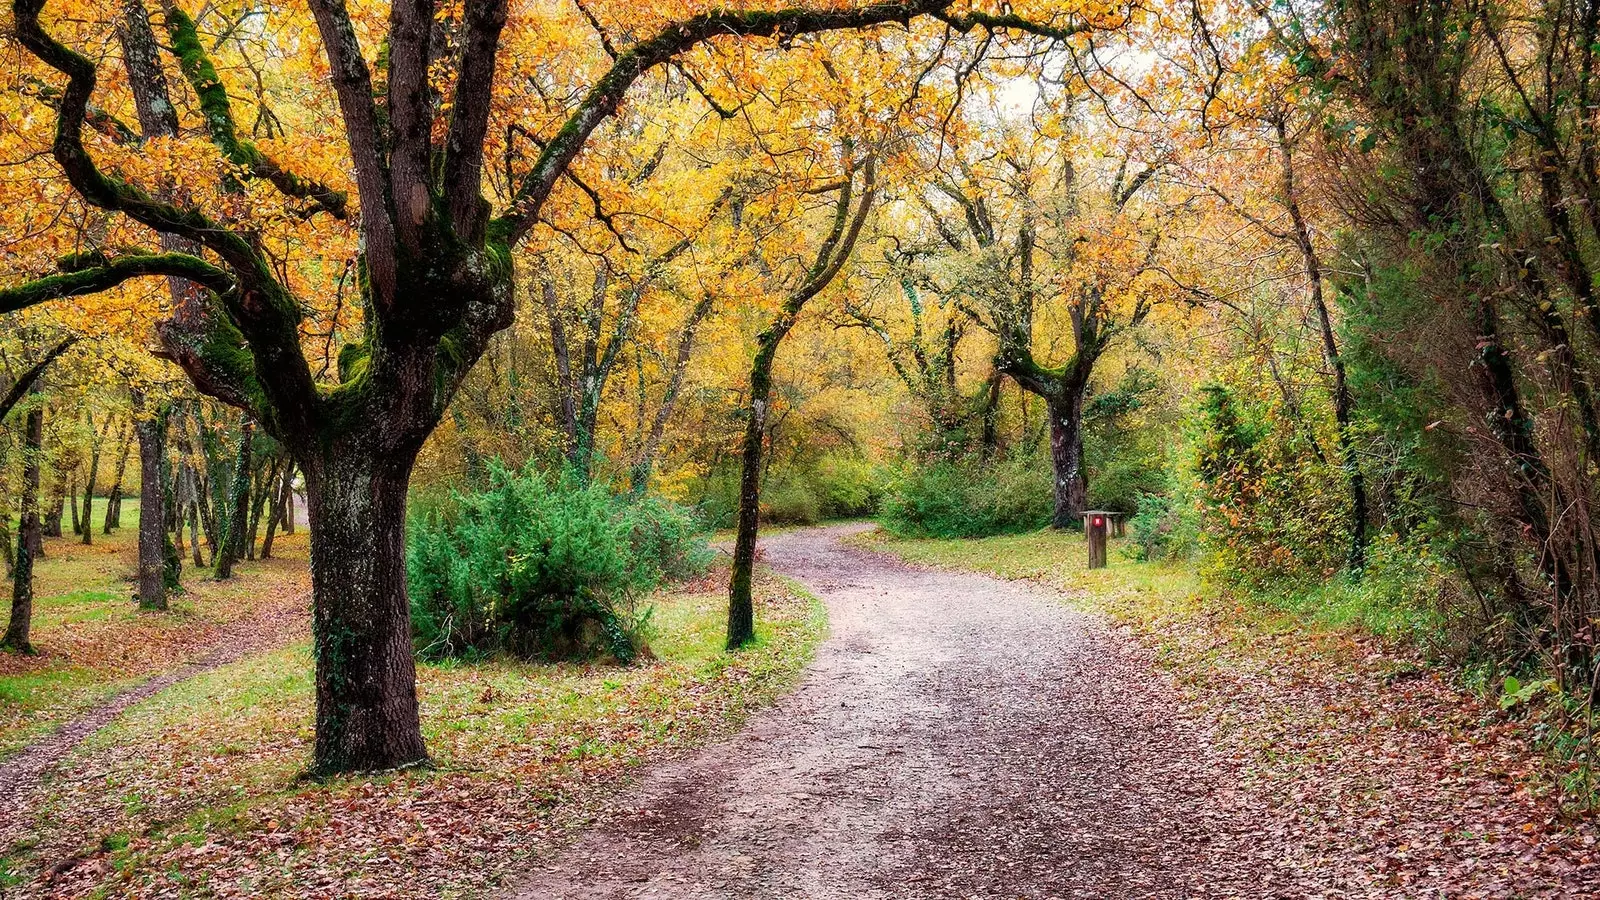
880 452 1053 538
1126 491 1199 561
407 462 712 662
760 476 821 525
811 454 884 519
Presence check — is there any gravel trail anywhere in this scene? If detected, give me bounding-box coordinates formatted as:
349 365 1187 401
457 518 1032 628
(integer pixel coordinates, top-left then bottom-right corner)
511 524 1268 899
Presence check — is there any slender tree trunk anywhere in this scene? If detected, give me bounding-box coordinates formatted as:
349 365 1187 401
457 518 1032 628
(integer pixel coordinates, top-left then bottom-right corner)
631 293 714 493
215 417 253 580
80 416 106 546
246 457 276 560
182 464 204 566
134 406 169 610
1277 117 1367 571
3 402 44 653
262 462 291 559
282 482 295 535
104 421 130 532
303 448 427 773
68 472 82 536
728 339 783 650
162 444 181 591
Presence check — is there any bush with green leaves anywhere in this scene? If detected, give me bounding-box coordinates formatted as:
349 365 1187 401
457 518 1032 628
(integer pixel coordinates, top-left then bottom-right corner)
1126 491 1200 561
811 454 884 519
879 452 1053 538
407 462 712 663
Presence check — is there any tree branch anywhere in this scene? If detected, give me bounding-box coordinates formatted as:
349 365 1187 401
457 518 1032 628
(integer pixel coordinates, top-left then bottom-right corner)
443 0 510 242
497 0 953 246
165 6 348 218
302 0 396 302
0 338 76 423
0 252 235 315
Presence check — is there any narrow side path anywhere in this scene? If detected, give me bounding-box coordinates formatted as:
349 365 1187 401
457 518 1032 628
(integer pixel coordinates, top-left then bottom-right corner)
0 599 305 812
510 524 1267 899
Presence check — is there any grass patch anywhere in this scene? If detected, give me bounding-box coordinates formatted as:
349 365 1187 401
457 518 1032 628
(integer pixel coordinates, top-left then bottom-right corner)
0 503 311 760
4 567 824 898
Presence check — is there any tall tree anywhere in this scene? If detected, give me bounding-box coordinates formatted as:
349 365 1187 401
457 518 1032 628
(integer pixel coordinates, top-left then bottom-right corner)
5 0 1100 772
2 384 47 653
728 154 877 648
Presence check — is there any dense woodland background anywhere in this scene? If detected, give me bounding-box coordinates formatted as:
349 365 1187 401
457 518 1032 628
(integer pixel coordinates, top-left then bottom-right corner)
2 0 1600 801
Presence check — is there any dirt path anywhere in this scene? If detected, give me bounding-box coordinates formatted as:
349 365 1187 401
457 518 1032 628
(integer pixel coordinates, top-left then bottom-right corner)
0 600 304 812
510 524 1272 899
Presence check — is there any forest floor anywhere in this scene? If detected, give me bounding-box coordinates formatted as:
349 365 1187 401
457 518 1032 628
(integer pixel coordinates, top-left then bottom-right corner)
514 524 1600 899
0 512 824 898
4 519 1597 897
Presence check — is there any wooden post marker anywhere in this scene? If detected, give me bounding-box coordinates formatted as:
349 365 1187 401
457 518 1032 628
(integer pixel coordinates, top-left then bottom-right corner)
1084 510 1112 569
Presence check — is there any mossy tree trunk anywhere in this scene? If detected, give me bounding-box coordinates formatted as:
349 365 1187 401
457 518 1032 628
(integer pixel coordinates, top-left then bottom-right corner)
214 417 253 579
728 157 876 649
304 445 426 772
3 399 44 654
1045 392 1088 530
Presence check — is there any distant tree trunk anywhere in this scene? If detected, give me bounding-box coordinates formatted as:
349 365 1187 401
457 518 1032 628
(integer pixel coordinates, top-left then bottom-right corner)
135 404 170 610
1046 394 1088 529
80 414 107 546
162 446 181 591
215 417 253 580
3 401 44 653
104 420 131 532
282 480 296 535
247 456 278 560
261 463 292 559
180 464 204 566
67 472 81 536
44 474 64 539
631 292 714 493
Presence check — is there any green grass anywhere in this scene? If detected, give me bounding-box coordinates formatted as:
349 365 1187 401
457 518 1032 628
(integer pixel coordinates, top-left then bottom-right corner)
5 569 825 898
862 527 1444 655
857 526 1432 687
0 499 310 760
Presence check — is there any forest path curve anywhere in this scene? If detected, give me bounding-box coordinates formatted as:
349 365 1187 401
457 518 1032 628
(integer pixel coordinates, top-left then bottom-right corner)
0 598 305 814
509 523 1269 899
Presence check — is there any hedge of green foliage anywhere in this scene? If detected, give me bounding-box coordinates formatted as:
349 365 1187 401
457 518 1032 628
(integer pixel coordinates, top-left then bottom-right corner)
407 462 712 662
879 453 1053 538
685 453 886 529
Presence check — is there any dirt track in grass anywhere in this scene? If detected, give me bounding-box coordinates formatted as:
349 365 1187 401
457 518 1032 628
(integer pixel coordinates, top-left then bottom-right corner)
0 596 306 818
509 523 1277 899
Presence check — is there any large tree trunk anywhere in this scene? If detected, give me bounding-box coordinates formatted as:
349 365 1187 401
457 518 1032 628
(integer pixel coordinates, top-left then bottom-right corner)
303 448 427 773
1046 394 1088 529
3 403 44 653
134 407 169 610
